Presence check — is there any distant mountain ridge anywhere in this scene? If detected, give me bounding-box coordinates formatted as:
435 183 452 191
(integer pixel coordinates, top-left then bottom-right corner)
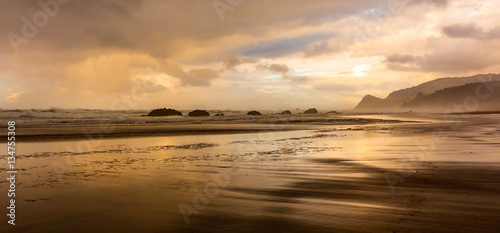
354 74 500 112
401 81 500 112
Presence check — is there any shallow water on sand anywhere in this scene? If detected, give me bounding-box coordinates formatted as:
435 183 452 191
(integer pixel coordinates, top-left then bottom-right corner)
1 115 500 232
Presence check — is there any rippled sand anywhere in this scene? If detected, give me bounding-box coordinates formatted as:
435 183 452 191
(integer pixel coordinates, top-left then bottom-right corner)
1 113 500 232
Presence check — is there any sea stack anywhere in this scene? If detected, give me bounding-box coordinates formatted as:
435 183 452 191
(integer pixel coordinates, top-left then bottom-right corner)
303 108 318 114
188 110 210 117
247 111 262 116
146 108 183 116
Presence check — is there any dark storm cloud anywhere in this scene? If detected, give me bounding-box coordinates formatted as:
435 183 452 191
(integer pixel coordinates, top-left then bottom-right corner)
442 23 484 39
442 23 500 40
0 0 496 109
0 0 454 57
0 0 392 90
0 0 389 56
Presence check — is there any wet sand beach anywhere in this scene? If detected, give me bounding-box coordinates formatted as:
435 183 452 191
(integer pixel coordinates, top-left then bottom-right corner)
1 113 500 232
4 0 500 232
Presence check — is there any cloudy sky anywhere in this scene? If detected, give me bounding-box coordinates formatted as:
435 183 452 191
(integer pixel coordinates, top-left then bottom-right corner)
1 0 499 110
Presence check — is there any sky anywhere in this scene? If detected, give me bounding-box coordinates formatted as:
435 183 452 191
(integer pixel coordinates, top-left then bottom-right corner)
1 0 499 111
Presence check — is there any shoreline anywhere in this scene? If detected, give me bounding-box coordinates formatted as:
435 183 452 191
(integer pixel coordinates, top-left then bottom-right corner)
2 117 408 143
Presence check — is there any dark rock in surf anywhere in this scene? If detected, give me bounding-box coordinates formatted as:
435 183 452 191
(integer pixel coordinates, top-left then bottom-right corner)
303 108 318 114
146 108 182 117
247 111 262 116
188 110 210 117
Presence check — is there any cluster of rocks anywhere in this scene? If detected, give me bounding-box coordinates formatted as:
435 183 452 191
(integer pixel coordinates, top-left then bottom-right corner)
145 107 333 117
249 108 320 115
145 108 213 117
145 108 228 117
275 109 320 115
